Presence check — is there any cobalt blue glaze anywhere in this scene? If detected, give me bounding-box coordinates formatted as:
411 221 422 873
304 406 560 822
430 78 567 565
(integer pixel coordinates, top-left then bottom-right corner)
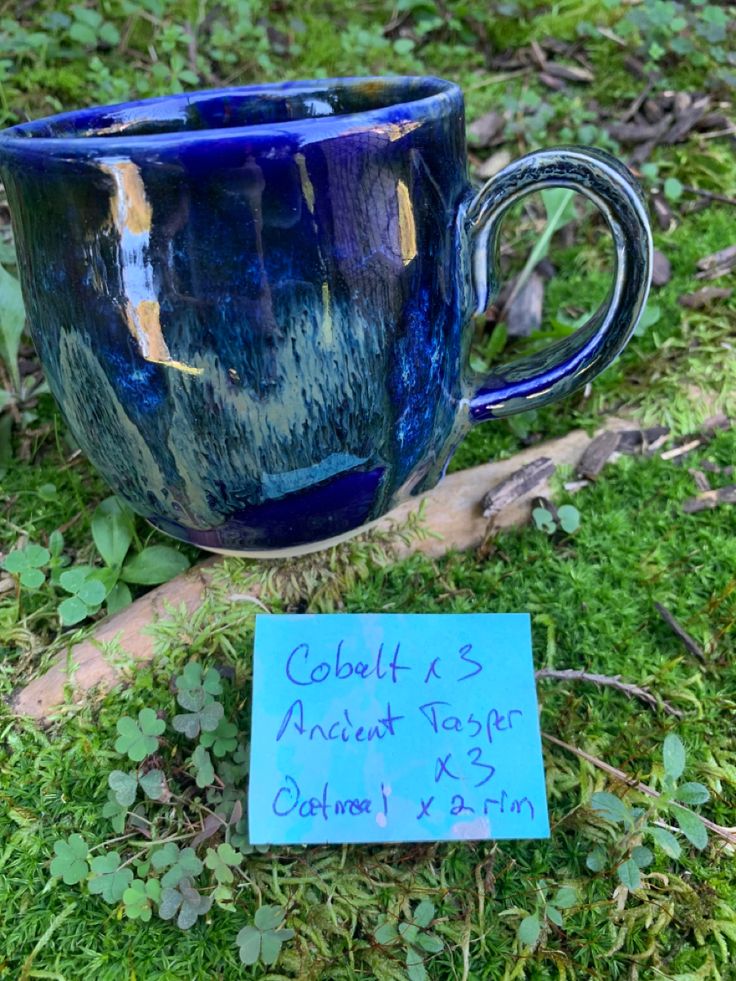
0 77 651 555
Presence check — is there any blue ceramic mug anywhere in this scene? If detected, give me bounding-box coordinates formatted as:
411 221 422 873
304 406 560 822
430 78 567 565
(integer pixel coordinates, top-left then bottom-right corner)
0 76 651 556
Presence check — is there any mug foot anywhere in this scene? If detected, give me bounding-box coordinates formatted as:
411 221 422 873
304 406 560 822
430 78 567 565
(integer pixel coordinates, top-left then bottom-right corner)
148 517 381 560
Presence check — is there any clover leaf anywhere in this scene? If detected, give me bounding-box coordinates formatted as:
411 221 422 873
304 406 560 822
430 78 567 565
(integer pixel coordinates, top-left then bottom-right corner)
159 847 203 889
114 708 165 762
58 565 107 625
123 878 161 922
150 841 181 873
237 906 294 966
175 662 223 703
191 745 215 788
199 718 238 757
172 696 223 740
88 851 134 904
159 879 213 930
50 834 89 884
108 770 138 808
2 543 50 589
102 790 128 833
204 843 242 884
138 768 167 801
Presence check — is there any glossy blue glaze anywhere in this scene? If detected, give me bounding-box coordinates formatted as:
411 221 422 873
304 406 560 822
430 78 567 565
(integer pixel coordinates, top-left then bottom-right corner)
0 77 651 555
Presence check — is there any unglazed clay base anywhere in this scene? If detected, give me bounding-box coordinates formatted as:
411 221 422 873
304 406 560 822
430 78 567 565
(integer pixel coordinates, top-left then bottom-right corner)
186 517 382 560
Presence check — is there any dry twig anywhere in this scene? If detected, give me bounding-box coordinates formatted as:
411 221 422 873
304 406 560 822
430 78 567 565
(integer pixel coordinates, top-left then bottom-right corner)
536 667 684 718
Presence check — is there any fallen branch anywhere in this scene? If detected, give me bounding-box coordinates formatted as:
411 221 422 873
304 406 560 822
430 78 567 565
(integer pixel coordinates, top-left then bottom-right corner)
6 418 634 722
654 603 707 663
481 457 555 519
682 485 736 514
535 667 684 718
542 731 736 847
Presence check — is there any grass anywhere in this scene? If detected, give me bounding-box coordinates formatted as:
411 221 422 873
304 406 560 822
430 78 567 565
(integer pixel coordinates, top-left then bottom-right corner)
1 0 736 978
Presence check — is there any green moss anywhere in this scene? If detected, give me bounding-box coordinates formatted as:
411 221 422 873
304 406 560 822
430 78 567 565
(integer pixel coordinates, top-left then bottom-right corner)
2 0 736 977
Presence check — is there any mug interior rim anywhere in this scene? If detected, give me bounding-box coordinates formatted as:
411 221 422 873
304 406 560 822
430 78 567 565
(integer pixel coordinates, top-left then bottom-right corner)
0 75 462 156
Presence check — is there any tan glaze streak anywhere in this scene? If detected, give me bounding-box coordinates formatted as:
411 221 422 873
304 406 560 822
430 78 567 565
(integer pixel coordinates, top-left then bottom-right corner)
106 160 152 234
295 152 315 214
102 159 203 376
396 180 417 265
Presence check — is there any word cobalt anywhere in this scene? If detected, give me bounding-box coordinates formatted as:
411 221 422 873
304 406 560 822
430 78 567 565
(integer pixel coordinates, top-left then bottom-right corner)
248 614 550 845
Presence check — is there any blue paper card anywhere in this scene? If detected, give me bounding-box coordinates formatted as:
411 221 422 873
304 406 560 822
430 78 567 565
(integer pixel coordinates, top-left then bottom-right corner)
248 613 549 844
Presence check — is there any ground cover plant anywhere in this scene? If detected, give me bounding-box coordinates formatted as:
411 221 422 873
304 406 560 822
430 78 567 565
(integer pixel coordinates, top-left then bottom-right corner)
1 1 735 978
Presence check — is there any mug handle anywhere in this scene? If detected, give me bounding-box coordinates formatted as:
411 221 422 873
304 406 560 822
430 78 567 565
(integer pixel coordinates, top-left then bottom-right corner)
463 146 652 422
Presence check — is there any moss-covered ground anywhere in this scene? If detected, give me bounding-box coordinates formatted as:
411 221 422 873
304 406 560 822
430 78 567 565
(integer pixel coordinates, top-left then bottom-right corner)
1 2 735 978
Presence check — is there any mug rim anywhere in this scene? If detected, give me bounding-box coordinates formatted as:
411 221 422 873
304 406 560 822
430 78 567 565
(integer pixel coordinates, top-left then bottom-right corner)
0 75 463 160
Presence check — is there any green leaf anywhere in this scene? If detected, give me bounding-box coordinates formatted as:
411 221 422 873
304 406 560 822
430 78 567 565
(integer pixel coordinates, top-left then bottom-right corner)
102 790 128 833
632 845 654 868
138 707 166 737
108 770 138 808
58 566 93 594
160 848 202 889
204 843 241 884
406 947 427 981
48 530 65 558
58 595 89 625
20 568 45 589
50 833 89 884
138 769 166 800
586 845 607 872
541 187 577 227
417 932 443 953
647 825 682 859
37 482 57 501
114 709 164 761
175 662 223 699
77 577 107 606
192 745 215 788
518 912 541 946
199 718 238 757
399 922 419 944
106 581 133 614
617 858 641 890
663 734 686 781
557 504 580 534
590 791 630 825
546 904 563 927
92 496 134 568
261 928 292 965
672 805 708 850
675 782 710 805
173 700 224 740
123 878 158 921
236 926 262 965
254 905 285 931
0 263 25 390
121 545 189 585
88 851 134 903
663 176 683 201
551 885 577 909
532 507 556 534
151 843 180 871
634 302 661 337
374 919 399 944
412 900 435 928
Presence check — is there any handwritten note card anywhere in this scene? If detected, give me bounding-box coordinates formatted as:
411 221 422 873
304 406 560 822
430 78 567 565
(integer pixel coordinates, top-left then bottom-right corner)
248 614 549 845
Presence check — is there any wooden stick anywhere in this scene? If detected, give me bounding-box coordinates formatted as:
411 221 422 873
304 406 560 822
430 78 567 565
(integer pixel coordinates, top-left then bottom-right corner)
654 603 707 663
10 421 632 721
535 667 684 718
